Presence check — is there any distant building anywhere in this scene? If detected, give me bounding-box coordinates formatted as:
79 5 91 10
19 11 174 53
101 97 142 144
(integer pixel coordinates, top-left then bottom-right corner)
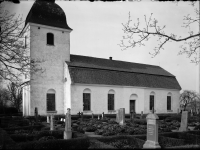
22 0 181 116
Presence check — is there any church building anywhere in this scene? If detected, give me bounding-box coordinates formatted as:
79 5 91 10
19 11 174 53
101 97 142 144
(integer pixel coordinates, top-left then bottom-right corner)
22 0 181 116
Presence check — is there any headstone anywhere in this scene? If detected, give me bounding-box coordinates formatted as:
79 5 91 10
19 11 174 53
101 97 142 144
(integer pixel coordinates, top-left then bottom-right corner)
116 109 120 123
119 108 126 126
130 111 133 120
179 111 188 132
60 118 63 122
78 112 81 118
102 112 104 119
98 115 100 120
191 109 193 116
34 107 38 123
47 115 50 123
140 111 143 119
50 115 54 131
177 108 179 114
143 112 161 149
64 108 72 139
81 112 83 121
63 119 65 122
92 113 94 119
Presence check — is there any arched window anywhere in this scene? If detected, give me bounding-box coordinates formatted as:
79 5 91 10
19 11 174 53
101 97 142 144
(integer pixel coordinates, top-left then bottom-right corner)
47 89 56 111
47 33 54 45
150 92 155 111
167 93 172 111
83 88 91 111
108 90 115 110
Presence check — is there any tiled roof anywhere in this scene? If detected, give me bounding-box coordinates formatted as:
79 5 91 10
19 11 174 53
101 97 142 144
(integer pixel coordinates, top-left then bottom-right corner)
25 0 72 30
67 55 181 90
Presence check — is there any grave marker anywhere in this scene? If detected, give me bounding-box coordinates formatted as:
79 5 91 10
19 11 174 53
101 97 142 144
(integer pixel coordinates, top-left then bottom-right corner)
143 112 161 149
92 113 94 119
130 111 133 121
116 109 120 123
78 112 81 118
81 112 83 121
64 108 72 139
102 112 104 119
119 108 125 126
35 107 38 123
191 109 193 116
177 108 179 114
140 111 143 119
179 111 188 132
47 115 50 123
98 115 100 120
50 115 54 131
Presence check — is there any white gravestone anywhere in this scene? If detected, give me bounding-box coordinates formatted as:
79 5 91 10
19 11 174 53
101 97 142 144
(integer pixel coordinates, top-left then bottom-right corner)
143 112 161 149
119 108 126 126
50 115 54 131
64 108 72 139
179 111 188 132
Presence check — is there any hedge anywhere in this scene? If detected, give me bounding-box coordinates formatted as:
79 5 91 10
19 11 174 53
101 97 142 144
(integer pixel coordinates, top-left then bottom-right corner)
10 134 35 143
3 125 44 132
18 137 90 149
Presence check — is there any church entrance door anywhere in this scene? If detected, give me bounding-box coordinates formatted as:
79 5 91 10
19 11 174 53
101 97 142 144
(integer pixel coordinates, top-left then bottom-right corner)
130 100 135 113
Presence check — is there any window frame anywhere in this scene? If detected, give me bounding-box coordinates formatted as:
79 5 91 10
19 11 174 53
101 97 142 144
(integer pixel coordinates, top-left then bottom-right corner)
108 94 114 110
167 96 172 110
149 95 154 110
47 33 54 45
83 93 91 111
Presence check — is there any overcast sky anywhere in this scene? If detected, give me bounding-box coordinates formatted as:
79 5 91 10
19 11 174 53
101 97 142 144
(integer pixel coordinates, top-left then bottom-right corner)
2 0 199 93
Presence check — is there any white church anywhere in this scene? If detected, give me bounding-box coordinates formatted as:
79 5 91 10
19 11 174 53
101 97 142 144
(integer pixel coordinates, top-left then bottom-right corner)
22 0 182 116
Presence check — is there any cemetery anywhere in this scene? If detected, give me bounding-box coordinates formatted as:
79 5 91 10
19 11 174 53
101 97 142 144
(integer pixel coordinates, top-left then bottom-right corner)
0 108 200 149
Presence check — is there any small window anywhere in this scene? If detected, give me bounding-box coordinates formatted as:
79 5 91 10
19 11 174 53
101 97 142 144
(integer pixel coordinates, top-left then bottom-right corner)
47 33 54 45
47 89 56 111
150 95 154 110
108 94 114 110
167 96 171 110
83 93 90 111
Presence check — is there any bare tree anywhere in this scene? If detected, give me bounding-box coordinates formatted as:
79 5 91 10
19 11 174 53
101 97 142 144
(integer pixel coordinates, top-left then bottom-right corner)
0 5 42 84
119 2 200 63
7 82 22 112
180 90 200 111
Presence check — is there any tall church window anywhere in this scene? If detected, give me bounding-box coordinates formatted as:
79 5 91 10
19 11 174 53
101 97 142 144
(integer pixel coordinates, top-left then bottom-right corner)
108 90 115 110
47 89 56 111
150 92 155 111
83 89 91 111
167 93 172 111
47 33 54 45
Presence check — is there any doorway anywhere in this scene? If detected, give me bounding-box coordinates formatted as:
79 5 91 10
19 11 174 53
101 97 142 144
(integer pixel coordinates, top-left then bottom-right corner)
130 100 136 113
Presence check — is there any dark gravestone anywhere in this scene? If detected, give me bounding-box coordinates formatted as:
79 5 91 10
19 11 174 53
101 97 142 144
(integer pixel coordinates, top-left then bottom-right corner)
81 112 83 121
78 111 81 118
143 113 161 149
179 111 188 131
102 112 104 119
140 111 143 119
177 108 179 114
35 107 38 123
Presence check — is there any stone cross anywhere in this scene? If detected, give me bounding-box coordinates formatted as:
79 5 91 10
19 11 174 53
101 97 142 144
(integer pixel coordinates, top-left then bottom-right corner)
64 108 72 139
179 111 188 132
102 112 104 119
50 115 54 131
47 115 50 123
35 107 38 123
143 112 161 149
119 108 125 126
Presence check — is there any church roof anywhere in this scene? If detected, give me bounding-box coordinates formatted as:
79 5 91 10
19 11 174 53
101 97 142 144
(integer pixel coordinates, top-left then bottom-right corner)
67 55 181 90
25 0 72 30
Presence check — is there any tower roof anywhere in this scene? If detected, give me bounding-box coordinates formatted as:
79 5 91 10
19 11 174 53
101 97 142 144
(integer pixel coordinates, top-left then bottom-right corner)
25 0 72 30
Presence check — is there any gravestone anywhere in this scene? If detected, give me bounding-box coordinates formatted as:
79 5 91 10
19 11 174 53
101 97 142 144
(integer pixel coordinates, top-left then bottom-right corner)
130 111 133 121
119 108 125 126
47 115 50 123
92 113 94 119
64 108 72 139
179 111 188 132
143 112 161 149
98 115 100 120
191 109 193 116
60 118 63 122
116 109 120 123
63 119 65 122
78 112 81 118
81 112 83 121
50 115 54 131
35 107 38 123
177 108 179 114
102 112 104 119
140 111 143 119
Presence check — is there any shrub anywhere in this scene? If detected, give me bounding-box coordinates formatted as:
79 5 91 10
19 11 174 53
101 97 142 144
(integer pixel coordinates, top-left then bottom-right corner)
133 119 147 125
18 137 90 149
159 136 185 148
38 136 55 141
10 134 35 142
36 130 63 140
85 126 97 132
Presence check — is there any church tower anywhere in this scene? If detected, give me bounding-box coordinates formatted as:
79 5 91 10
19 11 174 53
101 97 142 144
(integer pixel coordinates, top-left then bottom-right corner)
22 0 72 116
